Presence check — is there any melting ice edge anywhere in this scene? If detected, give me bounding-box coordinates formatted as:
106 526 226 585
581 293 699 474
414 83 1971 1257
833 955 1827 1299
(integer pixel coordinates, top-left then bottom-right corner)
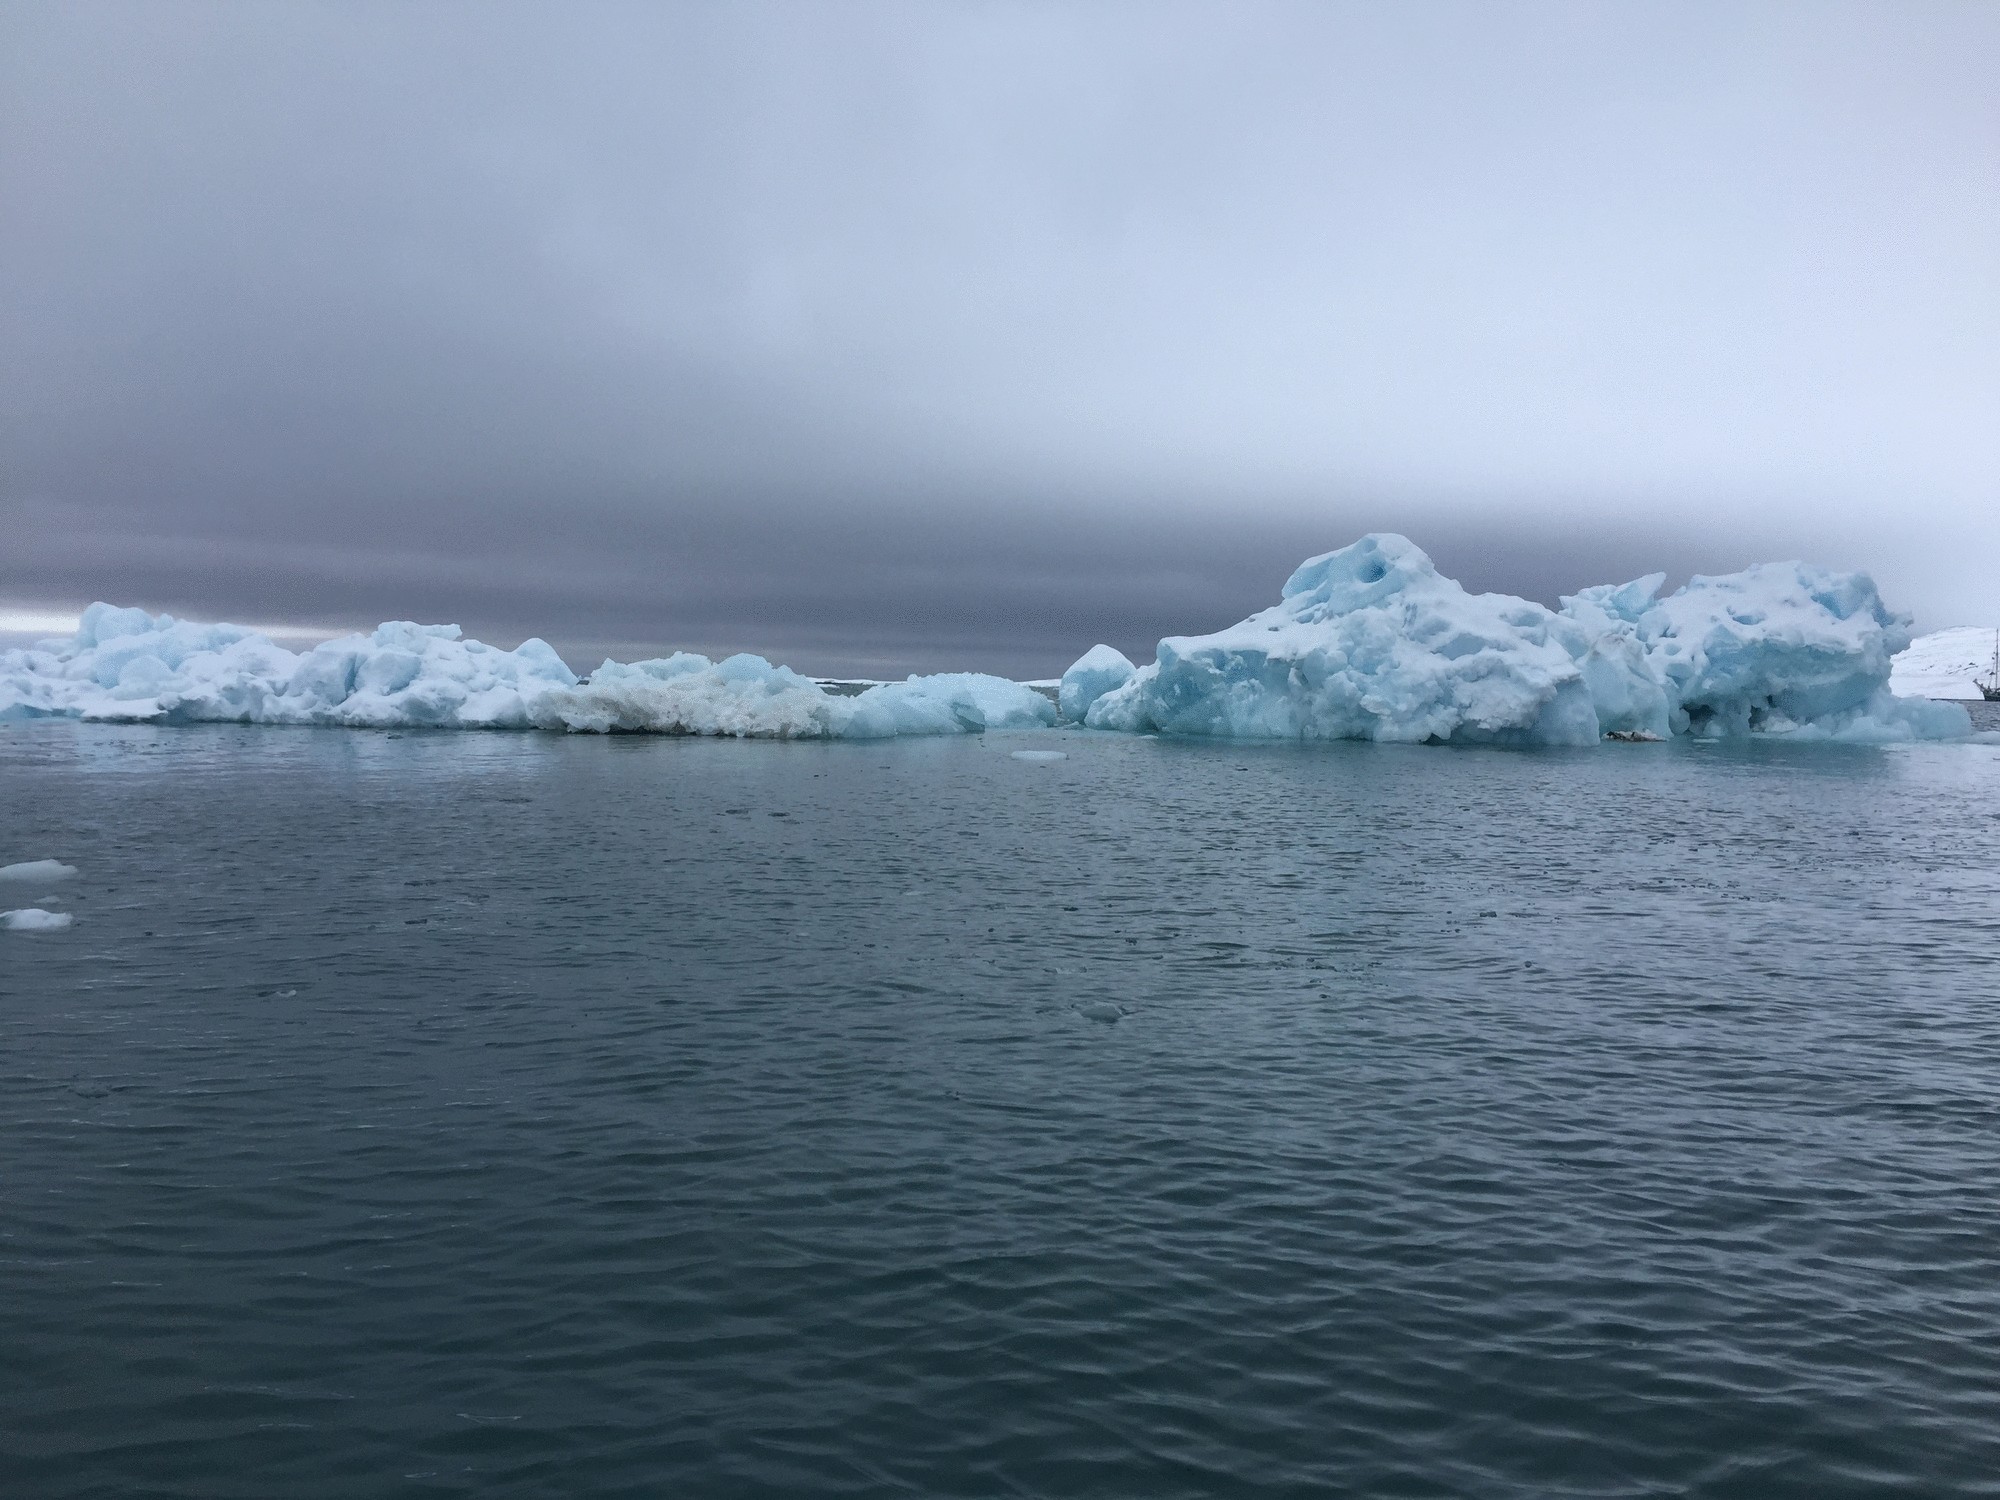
0 535 1974 746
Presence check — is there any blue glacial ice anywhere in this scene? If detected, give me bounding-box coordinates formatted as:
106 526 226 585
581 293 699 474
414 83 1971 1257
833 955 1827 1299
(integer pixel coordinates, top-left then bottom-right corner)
0 605 1053 738
1074 534 1968 745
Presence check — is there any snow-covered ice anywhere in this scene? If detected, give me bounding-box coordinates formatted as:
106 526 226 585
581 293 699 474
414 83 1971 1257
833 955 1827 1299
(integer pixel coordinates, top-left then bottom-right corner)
0 605 1052 739
1072 534 1969 745
3 907 73 931
1891 626 2000 701
0 859 78 882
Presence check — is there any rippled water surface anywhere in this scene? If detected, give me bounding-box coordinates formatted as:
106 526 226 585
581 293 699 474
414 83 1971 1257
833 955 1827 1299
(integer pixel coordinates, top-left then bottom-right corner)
5 722 2000 1498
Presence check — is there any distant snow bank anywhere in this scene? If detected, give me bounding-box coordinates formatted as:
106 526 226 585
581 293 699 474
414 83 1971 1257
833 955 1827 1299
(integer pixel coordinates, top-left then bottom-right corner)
1891 626 1999 702
0 605 1053 739
1064 535 1970 746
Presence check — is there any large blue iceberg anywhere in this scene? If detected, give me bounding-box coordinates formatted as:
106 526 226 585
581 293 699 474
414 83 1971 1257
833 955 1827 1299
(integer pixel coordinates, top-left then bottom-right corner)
1065 534 1968 745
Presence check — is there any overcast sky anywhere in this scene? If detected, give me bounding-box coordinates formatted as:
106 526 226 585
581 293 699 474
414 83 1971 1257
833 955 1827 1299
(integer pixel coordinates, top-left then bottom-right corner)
4 1 1996 676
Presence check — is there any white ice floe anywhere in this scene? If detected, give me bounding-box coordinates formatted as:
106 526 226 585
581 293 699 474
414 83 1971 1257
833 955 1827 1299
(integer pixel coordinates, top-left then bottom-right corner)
1009 749 1068 763
3 907 73 931
0 859 79 882
0 605 1053 739
1073 534 1969 745
1890 626 2000 702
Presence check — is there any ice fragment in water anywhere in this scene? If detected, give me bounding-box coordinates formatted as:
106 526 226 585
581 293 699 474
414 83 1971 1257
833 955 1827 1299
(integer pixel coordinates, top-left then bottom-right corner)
0 859 79 882
3 908 73 931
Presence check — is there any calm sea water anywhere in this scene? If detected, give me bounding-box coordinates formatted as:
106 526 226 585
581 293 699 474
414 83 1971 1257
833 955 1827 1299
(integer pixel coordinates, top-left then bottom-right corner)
4 720 1999 1498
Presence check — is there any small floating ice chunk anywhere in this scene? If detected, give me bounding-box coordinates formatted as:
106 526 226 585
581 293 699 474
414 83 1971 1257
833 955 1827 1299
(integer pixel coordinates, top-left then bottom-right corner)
1010 749 1068 763
3 907 73 931
1077 1001 1126 1023
0 859 78 882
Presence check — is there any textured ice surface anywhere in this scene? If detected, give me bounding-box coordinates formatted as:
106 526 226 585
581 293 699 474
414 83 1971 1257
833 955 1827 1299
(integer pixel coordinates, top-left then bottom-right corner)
3 907 73 931
0 606 577 729
0 859 78 882
540 661 1052 737
1075 534 1967 745
1891 626 2000 701
1009 750 1068 763
0 606 1052 739
1562 561 1966 740
1084 534 1618 745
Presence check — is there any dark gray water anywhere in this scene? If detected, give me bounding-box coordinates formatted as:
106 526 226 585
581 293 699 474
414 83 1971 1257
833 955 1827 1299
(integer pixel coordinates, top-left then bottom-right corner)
1963 698 2000 734
4 721 1999 1498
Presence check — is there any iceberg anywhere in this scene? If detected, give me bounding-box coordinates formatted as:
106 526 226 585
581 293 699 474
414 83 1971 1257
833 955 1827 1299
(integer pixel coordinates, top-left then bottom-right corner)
0 603 1052 739
1069 534 1969 745
1080 534 1621 745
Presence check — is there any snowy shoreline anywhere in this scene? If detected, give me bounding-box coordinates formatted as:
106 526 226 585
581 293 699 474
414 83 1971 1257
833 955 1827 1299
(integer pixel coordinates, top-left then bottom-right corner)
1888 626 2000 702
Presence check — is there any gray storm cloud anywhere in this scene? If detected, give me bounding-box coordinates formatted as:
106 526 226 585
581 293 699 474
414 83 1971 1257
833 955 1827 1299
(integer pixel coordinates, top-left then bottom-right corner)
3 0 1996 676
